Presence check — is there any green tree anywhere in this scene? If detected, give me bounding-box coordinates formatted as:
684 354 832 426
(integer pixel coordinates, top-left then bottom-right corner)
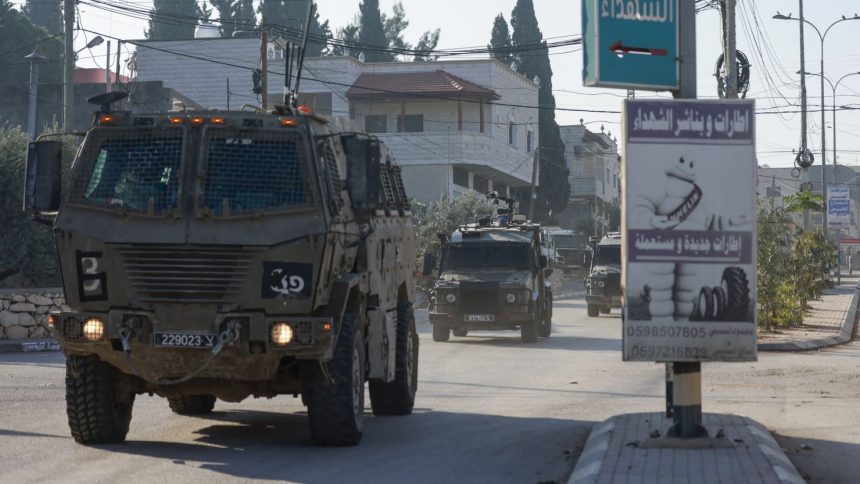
411 193 491 271
783 191 824 213
146 0 207 40
23 0 61 34
0 2 64 87
259 0 332 57
211 0 256 39
756 207 797 328
382 2 409 59
0 123 78 288
413 28 440 62
357 0 393 62
488 13 514 66
330 19 359 57
510 0 569 222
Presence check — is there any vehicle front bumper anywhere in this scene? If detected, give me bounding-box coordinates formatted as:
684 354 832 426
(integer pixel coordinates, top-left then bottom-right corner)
429 306 535 330
50 310 335 381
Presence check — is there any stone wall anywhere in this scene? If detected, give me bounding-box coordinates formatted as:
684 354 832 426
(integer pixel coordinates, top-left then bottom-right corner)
0 290 66 340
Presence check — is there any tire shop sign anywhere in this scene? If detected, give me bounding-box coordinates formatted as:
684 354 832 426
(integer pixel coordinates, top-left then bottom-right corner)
622 99 757 362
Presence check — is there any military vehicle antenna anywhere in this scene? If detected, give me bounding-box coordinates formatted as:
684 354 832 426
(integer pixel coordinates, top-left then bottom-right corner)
291 2 315 107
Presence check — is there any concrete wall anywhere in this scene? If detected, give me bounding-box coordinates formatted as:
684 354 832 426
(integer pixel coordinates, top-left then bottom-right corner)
0 290 66 340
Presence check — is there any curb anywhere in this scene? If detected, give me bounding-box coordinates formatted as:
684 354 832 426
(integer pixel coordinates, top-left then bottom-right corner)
744 419 806 484
0 338 60 354
758 287 859 352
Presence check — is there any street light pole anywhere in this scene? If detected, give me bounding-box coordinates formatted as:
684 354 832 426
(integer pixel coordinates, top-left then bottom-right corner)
773 13 860 238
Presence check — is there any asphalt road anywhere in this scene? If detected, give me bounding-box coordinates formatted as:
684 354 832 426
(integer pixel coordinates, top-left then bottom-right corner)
1 300 858 483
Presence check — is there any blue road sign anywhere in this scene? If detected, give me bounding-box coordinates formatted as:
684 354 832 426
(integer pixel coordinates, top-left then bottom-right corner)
582 0 679 90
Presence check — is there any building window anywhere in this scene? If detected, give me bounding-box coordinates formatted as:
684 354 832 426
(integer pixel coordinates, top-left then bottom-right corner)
453 167 469 188
509 122 517 145
397 114 423 133
527 131 534 152
574 145 583 157
365 115 387 133
473 174 488 193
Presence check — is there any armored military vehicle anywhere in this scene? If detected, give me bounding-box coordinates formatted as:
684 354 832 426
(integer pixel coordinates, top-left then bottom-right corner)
24 88 419 446
423 197 552 343
585 232 623 317
546 227 587 275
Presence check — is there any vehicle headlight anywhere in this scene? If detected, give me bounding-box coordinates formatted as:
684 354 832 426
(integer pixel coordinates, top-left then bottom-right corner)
271 322 293 345
82 318 105 341
445 293 457 304
597 280 605 288
505 292 517 303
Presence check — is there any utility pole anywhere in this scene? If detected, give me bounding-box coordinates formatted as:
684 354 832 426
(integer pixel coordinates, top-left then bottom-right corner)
25 50 46 142
105 41 111 92
115 40 122 89
667 0 706 439
63 0 74 131
260 18 269 110
227 78 231 110
819 31 828 238
723 0 738 98
528 148 540 222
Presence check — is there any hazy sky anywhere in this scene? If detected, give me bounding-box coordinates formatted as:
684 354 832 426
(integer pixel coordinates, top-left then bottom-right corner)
17 0 860 168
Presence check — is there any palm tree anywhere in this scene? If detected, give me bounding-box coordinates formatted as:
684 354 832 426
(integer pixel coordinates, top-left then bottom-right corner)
783 191 823 231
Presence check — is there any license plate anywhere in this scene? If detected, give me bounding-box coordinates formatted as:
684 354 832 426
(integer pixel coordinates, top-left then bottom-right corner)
154 333 217 348
464 314 495 322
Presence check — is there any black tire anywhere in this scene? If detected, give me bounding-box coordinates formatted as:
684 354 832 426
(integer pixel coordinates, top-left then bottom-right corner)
369 301 419 416
711 286 726 320
303 314 365 446
721 267 751 320
65 355 135 445
538 298 552 338
521 321 538 343
432 323 450 342
697 287 714 321
452 329 468 337
587 304 600 317
168 395 216 415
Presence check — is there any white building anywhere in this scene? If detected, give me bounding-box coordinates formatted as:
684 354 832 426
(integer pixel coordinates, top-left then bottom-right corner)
555 124 620 233
133 37 539 203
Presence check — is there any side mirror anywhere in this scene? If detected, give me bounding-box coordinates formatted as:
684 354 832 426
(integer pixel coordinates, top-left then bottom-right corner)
24 140 62 212
343 136 381 212
422 252 437 276
539 255 548 268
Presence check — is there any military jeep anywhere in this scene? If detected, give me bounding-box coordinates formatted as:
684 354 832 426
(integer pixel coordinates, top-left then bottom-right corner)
424 215 552 343
585 232 623 317
24 92 418 447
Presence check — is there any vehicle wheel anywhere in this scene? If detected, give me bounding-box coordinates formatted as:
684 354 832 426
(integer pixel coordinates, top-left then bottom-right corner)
369 301 419 416
303 313 365 446
432 324 450 342
696 287 714 321
168 395 216 415
587 304 600 317
721 267 750 320
521 321 538 343
600 307 611 314
66 354 135 445
452 329 468 337
538 302 552 338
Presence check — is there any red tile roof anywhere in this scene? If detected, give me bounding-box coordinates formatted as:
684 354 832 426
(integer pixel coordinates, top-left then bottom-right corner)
347 70 500 100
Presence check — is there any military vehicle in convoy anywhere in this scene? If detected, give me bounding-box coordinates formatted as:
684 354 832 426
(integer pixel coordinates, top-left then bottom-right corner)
585 232 623 317
23 88 418 446
423 197 552 343
546 227 588 275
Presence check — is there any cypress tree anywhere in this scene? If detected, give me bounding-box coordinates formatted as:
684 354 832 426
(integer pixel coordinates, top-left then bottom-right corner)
357 0 393 62
211 0 256 39
23 0 62 34
488 13 513 66
146 0 205 40
259 0 331 57
510 0 569 222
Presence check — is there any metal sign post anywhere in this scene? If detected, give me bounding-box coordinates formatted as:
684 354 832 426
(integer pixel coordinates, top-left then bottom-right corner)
582 0 680 90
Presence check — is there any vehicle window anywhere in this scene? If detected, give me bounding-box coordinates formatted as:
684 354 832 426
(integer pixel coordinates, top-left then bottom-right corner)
202 129 310 215
594 245 621 265
443 244 531 270
77 129 183 214
554 234 585 248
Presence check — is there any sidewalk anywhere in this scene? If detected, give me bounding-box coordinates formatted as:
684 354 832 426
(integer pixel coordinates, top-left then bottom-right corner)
758 275 859 351
569 413 804 484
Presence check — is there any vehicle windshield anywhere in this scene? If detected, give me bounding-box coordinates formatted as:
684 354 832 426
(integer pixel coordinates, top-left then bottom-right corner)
76 128 184 214
202 129 311 215
442 243 531 271
594 245 621 266
554 234 584 248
